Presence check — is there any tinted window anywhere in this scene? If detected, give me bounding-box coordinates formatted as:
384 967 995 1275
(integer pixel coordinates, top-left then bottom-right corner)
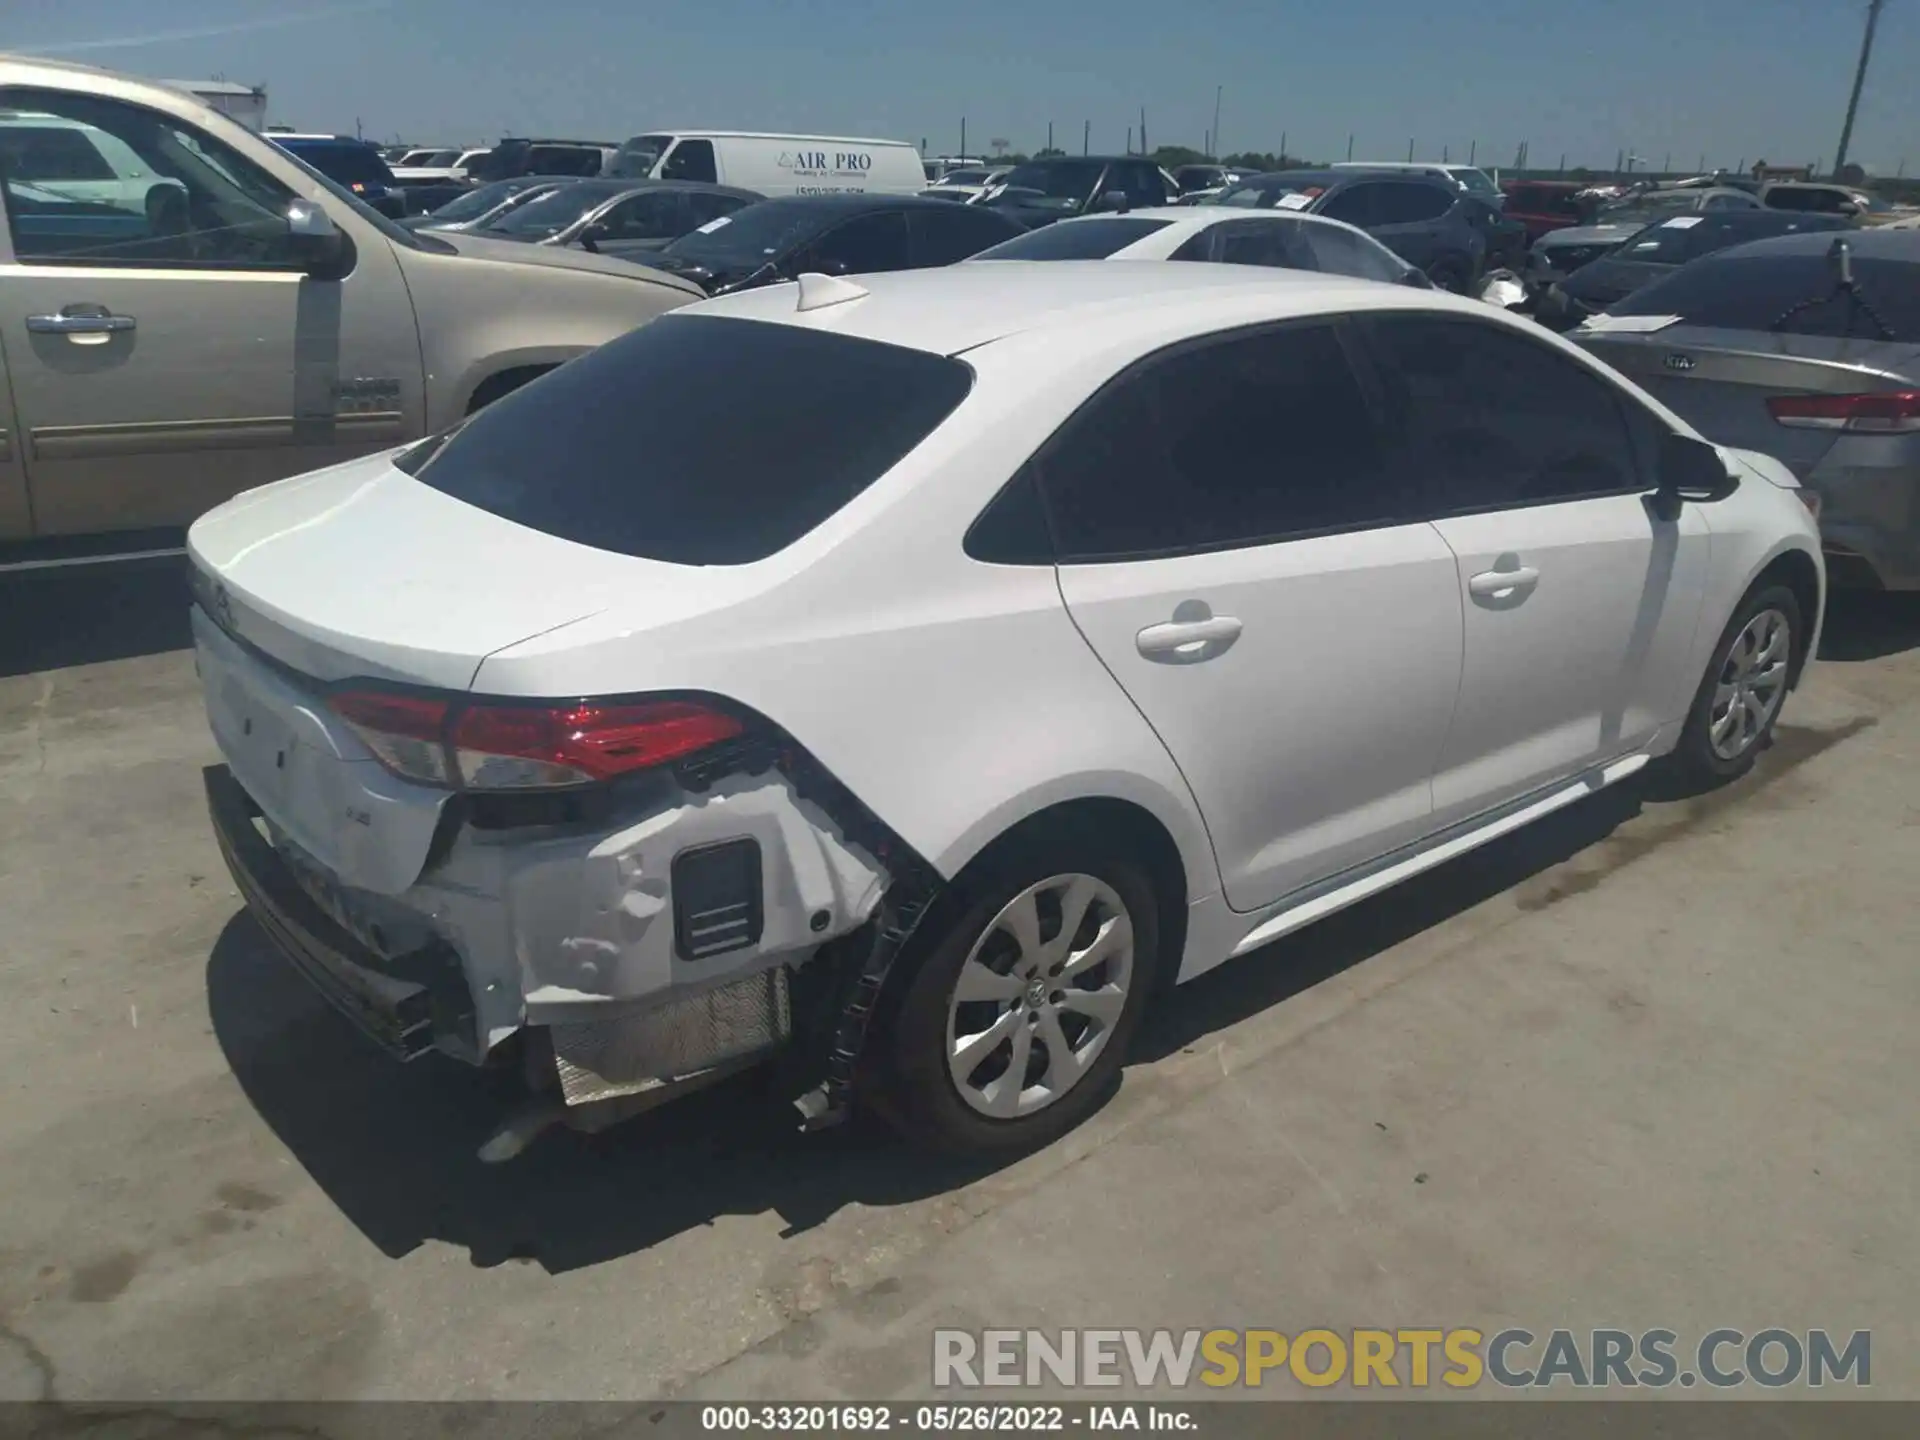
684 190 749 226
803 210 909 273
279 140 391 187
972 216 1172 259
1304 223 1410 282
661 139 717 183
1765 187 1840 213
426 178 539 222
1365 316 1640 512
1315 184 1377 226
404 315 973 565
1035 324 1400 561
1213 218 1322 270
909 205 1022 265
612 134 673 177
1120 162 1171 205
1608 249 1919 339
4 90 304 268
997 160 1104 204
1370 182 1453 225
596 190 685 241
0 125 116 181
531 145 604 176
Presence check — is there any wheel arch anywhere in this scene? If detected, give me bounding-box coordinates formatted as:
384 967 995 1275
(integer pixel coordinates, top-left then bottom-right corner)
1750 544 1822 686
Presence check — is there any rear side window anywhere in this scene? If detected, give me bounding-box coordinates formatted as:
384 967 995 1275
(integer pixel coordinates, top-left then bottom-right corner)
403 315 973 565
1609 250 1920 339
973 216 1172 259
285 141 390 186
1364 315 1641 513
1304 223 1409 283
1034 323 1401 561
1211 218 1322 270
909 205 1024 265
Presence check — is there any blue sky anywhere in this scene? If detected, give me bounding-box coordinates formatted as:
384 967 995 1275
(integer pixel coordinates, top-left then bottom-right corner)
12 0 1917 174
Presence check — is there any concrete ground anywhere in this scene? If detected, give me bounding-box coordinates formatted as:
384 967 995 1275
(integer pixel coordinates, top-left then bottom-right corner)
1 559 1917 1404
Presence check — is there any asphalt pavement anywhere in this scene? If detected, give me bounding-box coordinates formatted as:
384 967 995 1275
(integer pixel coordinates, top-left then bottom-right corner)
2 560 1917 1404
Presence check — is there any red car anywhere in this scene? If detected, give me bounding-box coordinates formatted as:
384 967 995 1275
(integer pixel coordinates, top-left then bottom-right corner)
1500 180 1587 243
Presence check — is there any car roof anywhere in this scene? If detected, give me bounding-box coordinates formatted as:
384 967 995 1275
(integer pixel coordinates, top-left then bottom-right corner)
681 259 1450 358
746 192 979 215
625 130 911 146
1050 205 1353 230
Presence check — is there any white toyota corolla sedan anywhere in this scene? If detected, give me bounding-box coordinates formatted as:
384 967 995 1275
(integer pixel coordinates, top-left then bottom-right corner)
966 206 1425 286
188 262 1824 1158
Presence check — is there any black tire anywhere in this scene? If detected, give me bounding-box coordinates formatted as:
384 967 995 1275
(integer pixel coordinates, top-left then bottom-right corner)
1668 582 1804 789
874 840 1163 1156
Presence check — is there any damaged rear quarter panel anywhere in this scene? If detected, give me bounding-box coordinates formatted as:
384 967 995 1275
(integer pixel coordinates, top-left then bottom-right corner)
466 347 1224 923
409 769 887 1049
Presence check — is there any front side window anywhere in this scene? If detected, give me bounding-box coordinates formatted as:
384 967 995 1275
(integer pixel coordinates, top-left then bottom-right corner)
1369 182 1453 225
1363 315 1641 513
995 160 1103 209
403 315 973 565
0 123 117 182
1316 184 1379 227
1034 323 1401 562
595 190 685 241
2 88 304 267
660 139 717 183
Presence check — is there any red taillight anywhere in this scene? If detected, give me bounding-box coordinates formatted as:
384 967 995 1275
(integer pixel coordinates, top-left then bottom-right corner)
452 699 745 790
1766 390 1920 434
330 691 453 784
328 692 745 791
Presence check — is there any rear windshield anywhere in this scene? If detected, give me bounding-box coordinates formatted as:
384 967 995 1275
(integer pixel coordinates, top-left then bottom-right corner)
972 217 1172 259
483 179 624 235
1608 249 1920 340
400 315 974 565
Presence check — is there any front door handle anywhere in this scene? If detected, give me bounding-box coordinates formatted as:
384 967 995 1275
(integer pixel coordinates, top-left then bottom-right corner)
27 305 136 335
1468 565 1540 600
1136 613 1243 663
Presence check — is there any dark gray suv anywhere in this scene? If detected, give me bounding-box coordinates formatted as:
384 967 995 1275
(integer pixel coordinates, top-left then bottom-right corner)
1212 169 1489 290
981 156 1179 229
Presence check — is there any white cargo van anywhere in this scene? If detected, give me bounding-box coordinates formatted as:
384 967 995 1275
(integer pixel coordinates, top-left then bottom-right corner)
606 131 924 196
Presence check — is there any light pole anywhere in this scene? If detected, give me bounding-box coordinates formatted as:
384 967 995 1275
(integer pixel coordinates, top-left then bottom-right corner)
1212 86 1222 160
1833 0 1886 177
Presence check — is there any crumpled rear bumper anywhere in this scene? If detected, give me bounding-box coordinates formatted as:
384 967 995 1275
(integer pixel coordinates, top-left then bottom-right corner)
205 763 455 1060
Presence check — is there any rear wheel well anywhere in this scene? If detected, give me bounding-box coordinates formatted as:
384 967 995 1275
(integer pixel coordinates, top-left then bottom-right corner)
1754 548 1821 684
947 798 1190 989
465 364 555 414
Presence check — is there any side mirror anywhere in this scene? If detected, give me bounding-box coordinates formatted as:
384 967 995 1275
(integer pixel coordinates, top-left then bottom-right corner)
286 200 344 272
1657 432 1738 507
1093 189 1130 214
578 221 610 253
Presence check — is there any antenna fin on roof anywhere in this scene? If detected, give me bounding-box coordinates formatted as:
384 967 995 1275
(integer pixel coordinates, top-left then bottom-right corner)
794 272 869 312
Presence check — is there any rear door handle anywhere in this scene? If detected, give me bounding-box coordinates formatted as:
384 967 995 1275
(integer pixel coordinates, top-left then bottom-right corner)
1468 566 1540 599
27 305 136 335
1136 614 1243 663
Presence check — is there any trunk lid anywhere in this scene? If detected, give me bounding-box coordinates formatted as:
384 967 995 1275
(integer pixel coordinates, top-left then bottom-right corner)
187 450 706 690
1574 326 1913 477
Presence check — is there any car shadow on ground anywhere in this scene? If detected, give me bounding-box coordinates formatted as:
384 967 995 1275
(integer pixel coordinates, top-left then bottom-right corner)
0 556 191 679
1817 590 1920 663
205 709 1869 1276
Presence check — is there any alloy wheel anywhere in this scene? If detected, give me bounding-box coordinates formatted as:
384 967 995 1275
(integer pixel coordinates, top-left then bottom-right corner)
1709 607 1791 761
944 873 1135 1119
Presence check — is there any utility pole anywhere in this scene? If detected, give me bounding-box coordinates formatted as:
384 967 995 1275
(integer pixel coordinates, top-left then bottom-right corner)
1125 124 1132 155
1212 86 1223 162
1140 106 1147 156
1833 0 1885 177
1347 133 1354 161
1443 144 1450 162
1280 131 1287 163
1407 138 1415 161
1663 151 1671 174
1083 120 1090 156
1468 139 1476 164
960 116 967 159
1047 121 1053 153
